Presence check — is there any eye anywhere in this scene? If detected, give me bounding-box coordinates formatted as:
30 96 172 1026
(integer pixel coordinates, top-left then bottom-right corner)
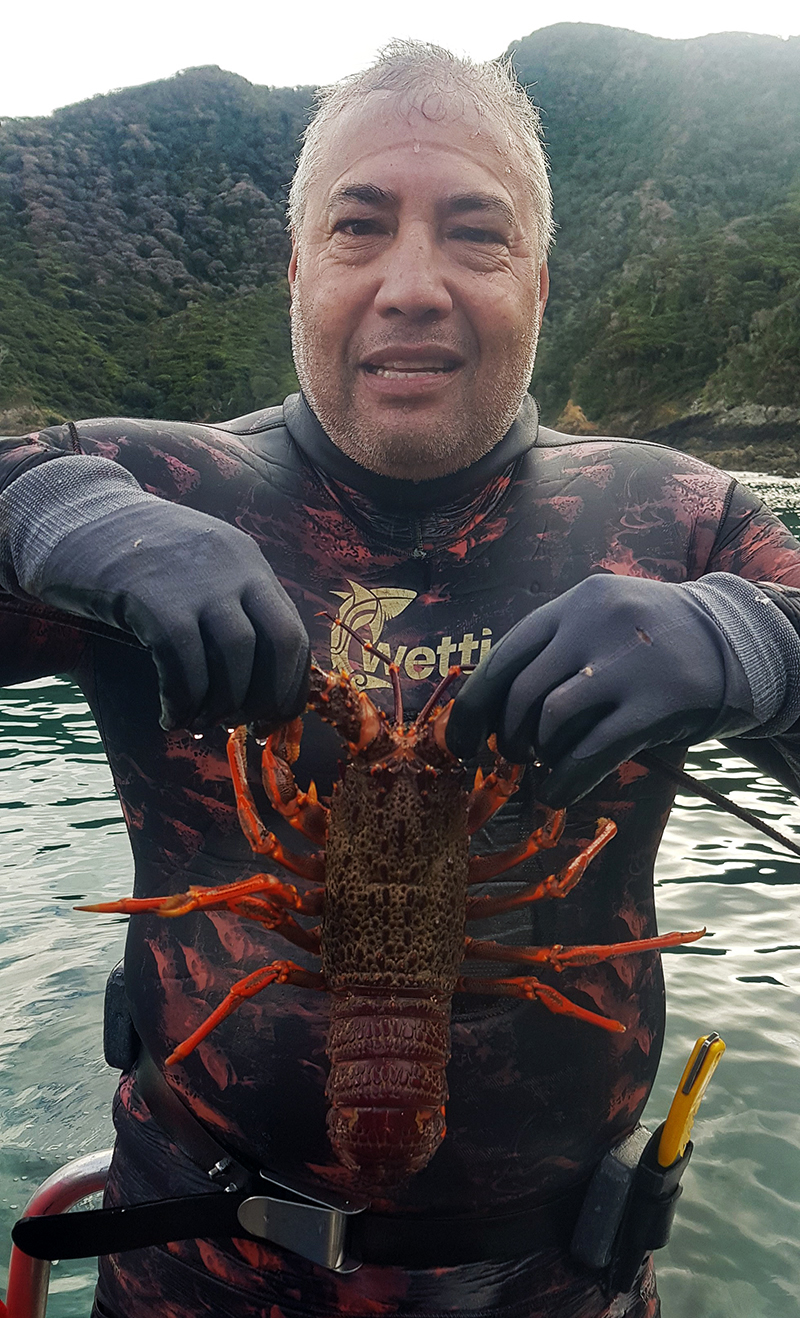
449 225 507 246
333 217 384 237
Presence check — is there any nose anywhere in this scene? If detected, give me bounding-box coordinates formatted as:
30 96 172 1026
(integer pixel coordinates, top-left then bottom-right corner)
373 223 453 321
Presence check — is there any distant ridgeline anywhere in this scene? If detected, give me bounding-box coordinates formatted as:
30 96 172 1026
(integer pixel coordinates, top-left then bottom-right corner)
1 28 799 469
0 67 309 427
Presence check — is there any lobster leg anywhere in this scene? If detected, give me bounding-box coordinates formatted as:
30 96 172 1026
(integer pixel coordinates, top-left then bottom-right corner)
467 748 524 835
465 818 617 920
166 960 326 1066
456 927 706 1033
260 665 398 844
77 873 324 918
462 927 707 971
228 896 322 955
468 808 566 884
225 722 331 849
455 972 628 1032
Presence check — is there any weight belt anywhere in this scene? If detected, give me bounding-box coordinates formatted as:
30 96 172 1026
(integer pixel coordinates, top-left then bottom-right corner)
13 1050 590 1273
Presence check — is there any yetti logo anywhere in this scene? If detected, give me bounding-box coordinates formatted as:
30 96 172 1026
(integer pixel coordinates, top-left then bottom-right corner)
329 581 493 691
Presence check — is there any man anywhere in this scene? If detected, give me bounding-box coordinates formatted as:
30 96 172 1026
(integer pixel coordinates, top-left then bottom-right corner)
2 40 800 1318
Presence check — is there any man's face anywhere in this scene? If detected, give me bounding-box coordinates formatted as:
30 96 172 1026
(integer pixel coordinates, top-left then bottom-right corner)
289 97 549 480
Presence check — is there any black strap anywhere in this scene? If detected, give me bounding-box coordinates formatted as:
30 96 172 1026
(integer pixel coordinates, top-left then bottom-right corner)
12 1180 589 1268
354 1182 588 1268
13 1190 247 1261
134 1050 254 1190
12 1051 589 1267
134 1052 590 1264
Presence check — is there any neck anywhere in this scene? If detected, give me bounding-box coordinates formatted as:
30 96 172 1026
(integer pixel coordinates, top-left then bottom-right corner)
283 392 541 512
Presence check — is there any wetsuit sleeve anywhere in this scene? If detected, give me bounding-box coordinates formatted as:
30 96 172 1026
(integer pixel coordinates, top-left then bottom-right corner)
706 479 800 795
0 426 309 731
0 430 97 684
0 428 74 491
0 419 157 601
705 480 800 586
0 455 157 598
0 596 88 686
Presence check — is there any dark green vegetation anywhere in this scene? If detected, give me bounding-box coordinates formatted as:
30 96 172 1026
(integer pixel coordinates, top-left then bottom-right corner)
511 25 800 468
0 67 306 429
1 28 799 468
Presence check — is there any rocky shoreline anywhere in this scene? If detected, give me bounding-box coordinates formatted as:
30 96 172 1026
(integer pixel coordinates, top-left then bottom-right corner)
553 401 800 477
6 398 800 479
645 404 800 477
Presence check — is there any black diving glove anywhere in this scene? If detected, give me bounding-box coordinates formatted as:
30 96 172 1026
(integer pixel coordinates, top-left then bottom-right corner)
0 455 309 731
446 573 800 806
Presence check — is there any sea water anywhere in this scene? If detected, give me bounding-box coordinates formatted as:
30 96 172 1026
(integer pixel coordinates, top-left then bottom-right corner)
0 474 798 1317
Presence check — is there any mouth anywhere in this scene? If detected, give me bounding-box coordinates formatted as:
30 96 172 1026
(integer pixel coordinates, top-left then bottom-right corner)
361 348 464 382
363 362 460 380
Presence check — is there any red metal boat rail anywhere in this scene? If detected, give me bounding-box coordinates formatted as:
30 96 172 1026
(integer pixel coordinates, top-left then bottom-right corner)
3 1150 111 1318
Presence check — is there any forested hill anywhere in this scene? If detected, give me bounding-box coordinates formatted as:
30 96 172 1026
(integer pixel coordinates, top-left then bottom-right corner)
0 68 310 425
510 25 800 467
1 26 800 469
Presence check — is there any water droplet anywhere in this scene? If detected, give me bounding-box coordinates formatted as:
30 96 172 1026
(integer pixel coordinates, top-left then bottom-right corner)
413 141 420 153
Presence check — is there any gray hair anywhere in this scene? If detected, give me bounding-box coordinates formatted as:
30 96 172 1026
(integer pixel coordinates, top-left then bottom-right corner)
288 40 555 262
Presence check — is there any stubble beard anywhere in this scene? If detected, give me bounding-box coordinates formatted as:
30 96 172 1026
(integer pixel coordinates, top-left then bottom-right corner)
291 295 540 481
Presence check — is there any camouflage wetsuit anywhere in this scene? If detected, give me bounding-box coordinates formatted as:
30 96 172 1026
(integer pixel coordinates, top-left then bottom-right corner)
2 393 800 1318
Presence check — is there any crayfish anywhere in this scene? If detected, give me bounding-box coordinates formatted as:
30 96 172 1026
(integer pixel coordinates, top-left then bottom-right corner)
82 658 705 1191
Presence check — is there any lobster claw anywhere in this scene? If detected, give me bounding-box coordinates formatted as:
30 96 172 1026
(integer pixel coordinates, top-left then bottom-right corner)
259 724 328 845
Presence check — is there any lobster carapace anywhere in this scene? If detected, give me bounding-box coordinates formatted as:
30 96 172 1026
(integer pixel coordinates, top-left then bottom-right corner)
82 660 705 1191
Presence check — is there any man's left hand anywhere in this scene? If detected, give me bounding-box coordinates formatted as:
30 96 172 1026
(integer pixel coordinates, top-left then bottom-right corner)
446 573 778 806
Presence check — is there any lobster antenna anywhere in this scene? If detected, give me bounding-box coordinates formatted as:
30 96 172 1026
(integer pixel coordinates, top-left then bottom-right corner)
317 611 403 726
638 750 800 859
317 611 394 668
414 666 463 728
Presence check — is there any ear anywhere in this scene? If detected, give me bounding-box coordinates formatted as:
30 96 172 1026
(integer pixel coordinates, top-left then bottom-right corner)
537 261 549 328
288 241 298 303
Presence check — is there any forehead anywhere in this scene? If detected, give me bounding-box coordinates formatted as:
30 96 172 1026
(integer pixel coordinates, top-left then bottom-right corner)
304 94 535 227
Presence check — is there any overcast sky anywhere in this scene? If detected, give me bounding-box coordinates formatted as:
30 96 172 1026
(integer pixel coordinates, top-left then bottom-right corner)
4 0 799 119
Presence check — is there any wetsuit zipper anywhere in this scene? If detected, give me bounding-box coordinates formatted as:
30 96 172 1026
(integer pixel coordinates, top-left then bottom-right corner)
411 517 427 559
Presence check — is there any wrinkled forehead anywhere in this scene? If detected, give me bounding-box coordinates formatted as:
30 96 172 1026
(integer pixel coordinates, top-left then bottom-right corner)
303 90 534 225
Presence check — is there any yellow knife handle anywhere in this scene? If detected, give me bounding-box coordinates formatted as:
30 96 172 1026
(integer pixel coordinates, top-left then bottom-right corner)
657 1033 726 1168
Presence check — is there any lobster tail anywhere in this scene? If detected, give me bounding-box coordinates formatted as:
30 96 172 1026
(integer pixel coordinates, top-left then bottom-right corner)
326 992 451 1188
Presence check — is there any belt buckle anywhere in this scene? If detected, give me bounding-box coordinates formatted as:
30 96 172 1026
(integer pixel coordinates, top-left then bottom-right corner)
237 1171 368 1273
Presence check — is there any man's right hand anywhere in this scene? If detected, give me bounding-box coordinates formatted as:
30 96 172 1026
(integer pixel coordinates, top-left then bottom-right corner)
30 489 309 732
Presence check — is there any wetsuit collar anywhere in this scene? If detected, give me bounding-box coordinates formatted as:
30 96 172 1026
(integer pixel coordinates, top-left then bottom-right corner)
282 392 539 513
